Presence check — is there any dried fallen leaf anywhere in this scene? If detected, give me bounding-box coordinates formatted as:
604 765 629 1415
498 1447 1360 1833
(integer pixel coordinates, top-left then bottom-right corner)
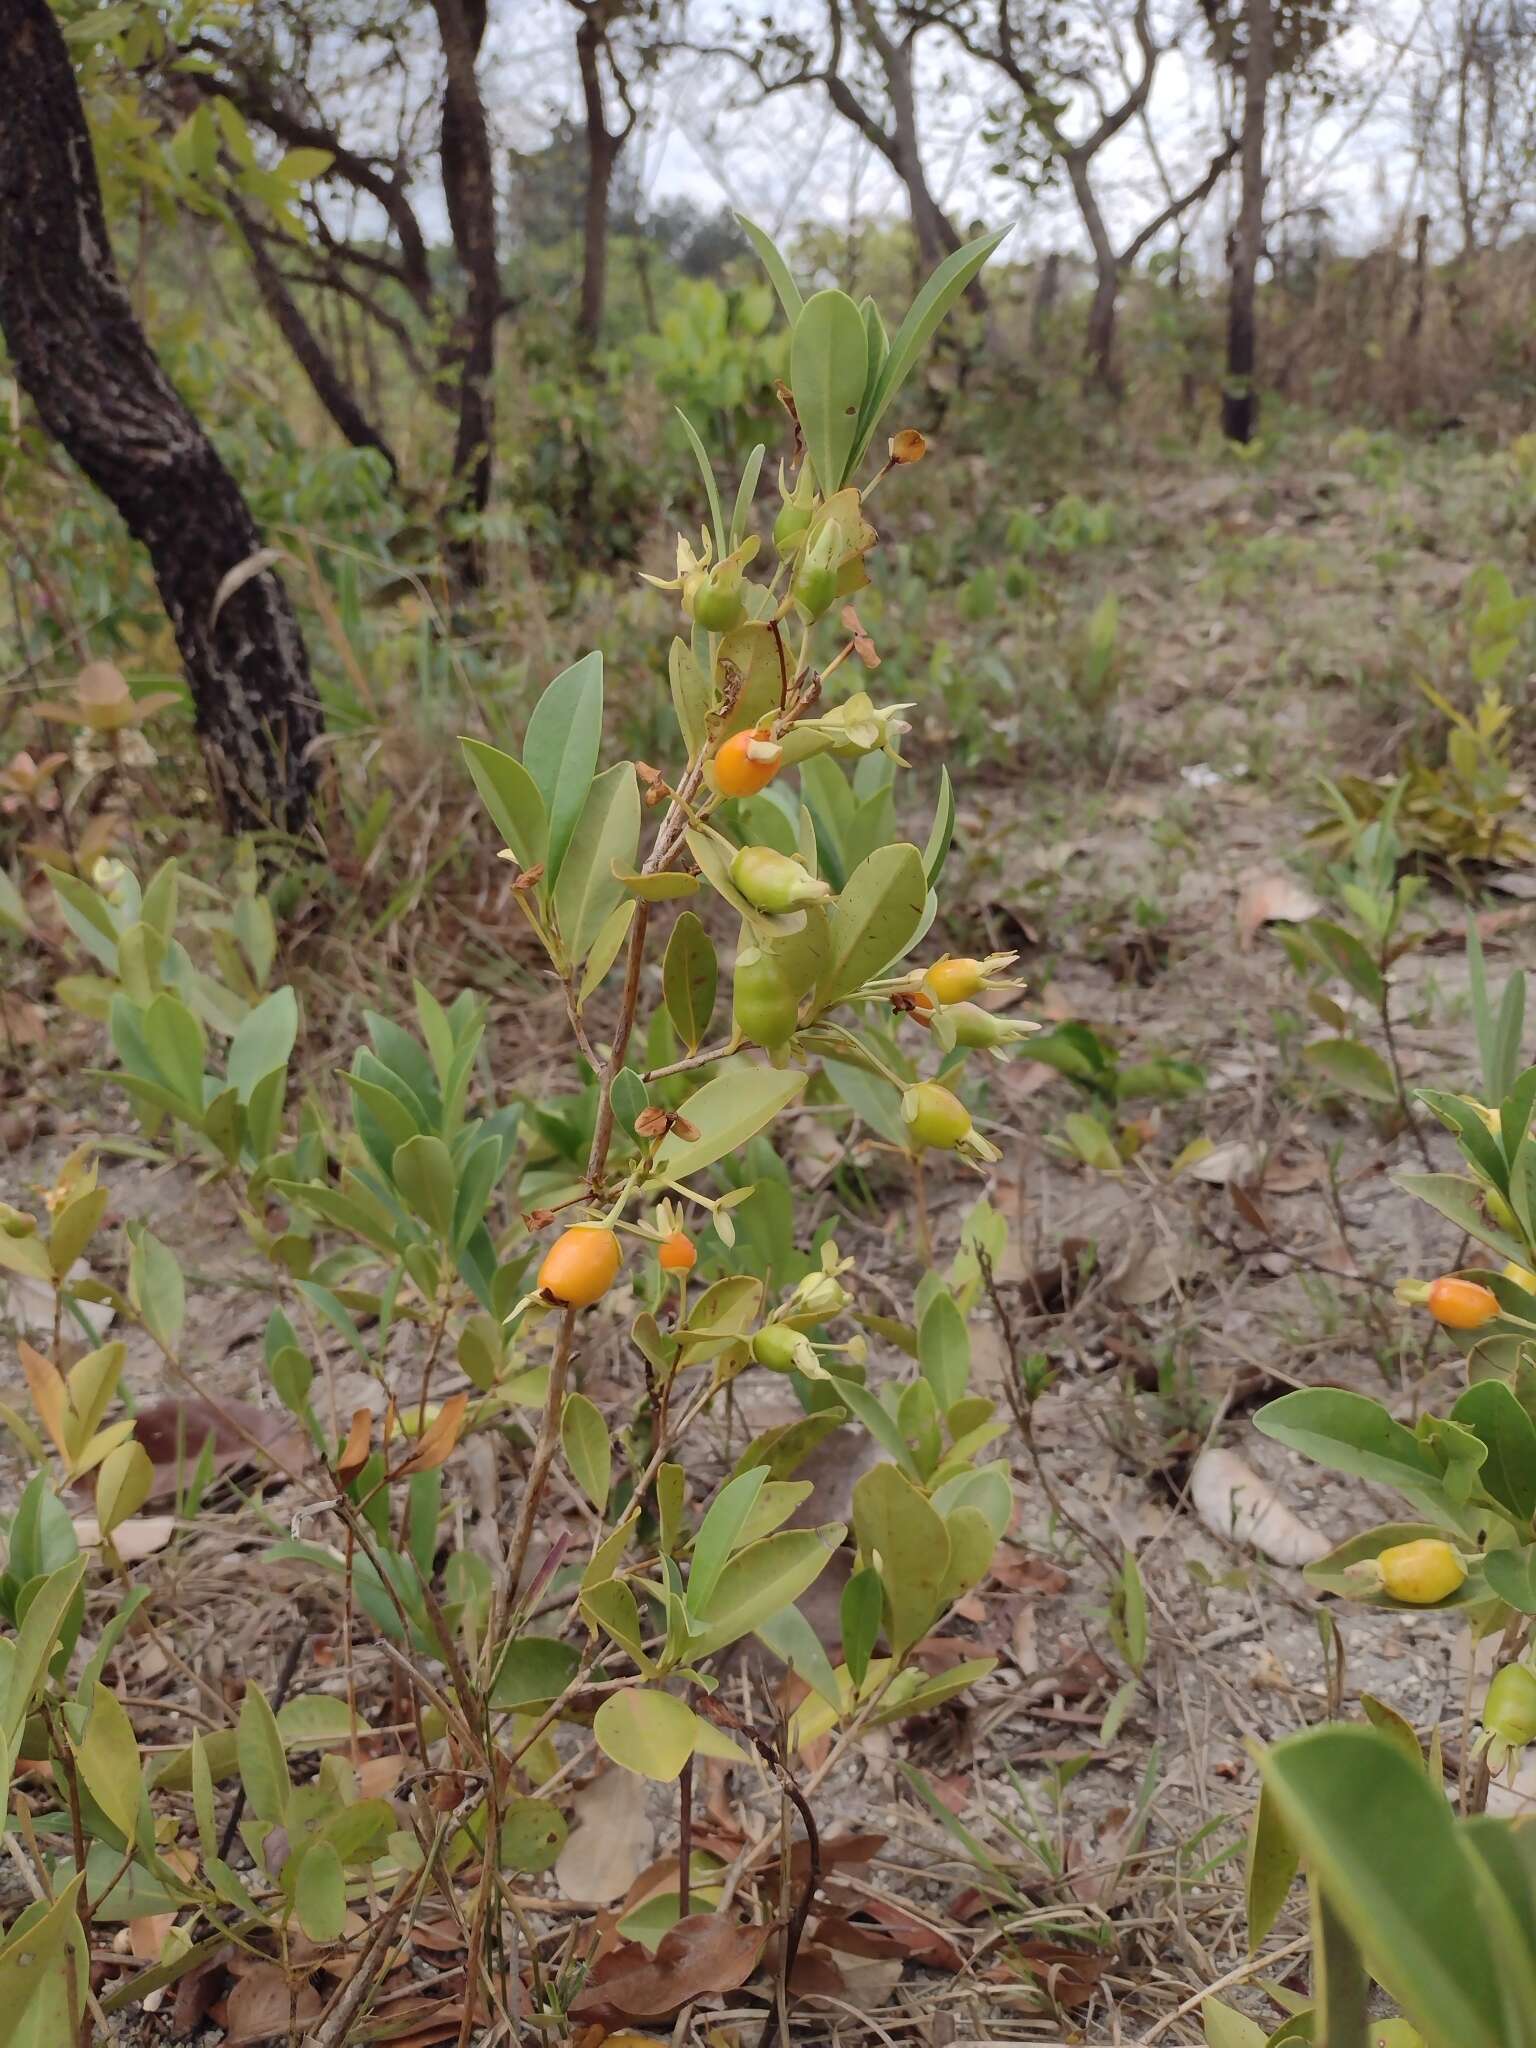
1187 1139 1262 1185
1189 1448 1328 1566
1236 871 1323 948
71 1513 175 1560
219 1961 323 2045
569 1913 770 2021
556 1767 653 1905
126 1395 305 1500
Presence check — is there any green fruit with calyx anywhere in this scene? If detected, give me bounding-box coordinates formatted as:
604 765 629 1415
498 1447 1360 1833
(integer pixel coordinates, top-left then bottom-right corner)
792 564 838 620
774 501 814 551
692 570 747 633
734 948 799 1050
901 1082 973 1151
751 1324 806 1372
730 845 831 913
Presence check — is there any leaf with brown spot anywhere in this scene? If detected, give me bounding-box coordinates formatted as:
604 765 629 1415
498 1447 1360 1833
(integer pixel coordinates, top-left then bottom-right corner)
334 1407 373 1488
569 1914 771 2021
394 1392 469 1476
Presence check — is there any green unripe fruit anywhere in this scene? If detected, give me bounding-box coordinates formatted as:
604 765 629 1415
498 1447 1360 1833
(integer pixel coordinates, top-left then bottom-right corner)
774 502 814 551
691 571 747 633
793 564 839 620
946 1002 1033 1050
752 1324 806 1372
901 1081 973 1152
1484 1662 1536 1751
730 844 832 913
734 949 799 1050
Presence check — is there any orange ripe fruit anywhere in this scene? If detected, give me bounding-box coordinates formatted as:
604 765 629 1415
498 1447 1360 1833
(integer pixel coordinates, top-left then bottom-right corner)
1427 1275 1499 1330
714 730 783 798
659 1230 696 1273
538 1226 622 1308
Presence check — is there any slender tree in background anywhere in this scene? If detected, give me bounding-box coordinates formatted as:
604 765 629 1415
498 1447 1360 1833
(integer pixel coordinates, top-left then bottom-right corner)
571 0 640 347
728 0 988 307
1222 0 1274 441
933 0 1235 391
0 0 323 834
187 0 501 586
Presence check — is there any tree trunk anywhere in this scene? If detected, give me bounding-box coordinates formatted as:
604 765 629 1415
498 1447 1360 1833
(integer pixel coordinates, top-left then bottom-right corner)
1221 0 1273 443
231 199 399 480
1030 251 1061 350
0 0 322 833
433 0 498 586
1064 154 1122 394
842 0 985 310
1407 210 1431 341
576 11 619 347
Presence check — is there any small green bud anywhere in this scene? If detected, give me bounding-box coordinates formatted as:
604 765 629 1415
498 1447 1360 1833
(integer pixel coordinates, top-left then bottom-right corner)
752 1324 814 1373
945 1003 1038 1051
691 567 747 633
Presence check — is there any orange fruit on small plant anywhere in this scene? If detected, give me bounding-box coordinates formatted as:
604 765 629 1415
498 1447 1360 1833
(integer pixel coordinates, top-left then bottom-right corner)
714 730 782 797
1426 1275 1499 1330
659 1230 696 1273
539 1226 622 1307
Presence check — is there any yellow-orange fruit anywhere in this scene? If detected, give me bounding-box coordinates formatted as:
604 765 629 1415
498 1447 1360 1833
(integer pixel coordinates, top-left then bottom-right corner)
923 956 985 1005
539 1226 622 1307
714 730 782 797
1427 1275 1499 1330
658 1231 696 1273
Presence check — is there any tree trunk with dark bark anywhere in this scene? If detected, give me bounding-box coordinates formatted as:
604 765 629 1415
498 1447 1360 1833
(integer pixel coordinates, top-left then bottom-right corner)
0 0 322 833
433 0 498 586
1222 0 1273 443
576 10 622 347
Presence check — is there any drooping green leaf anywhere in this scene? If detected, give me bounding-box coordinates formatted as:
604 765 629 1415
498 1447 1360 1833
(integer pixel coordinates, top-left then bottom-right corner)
668 637 712 761
72 1681 143 1841
662 910 718 1053
489 1635 581 1711
1451 1380 1536 1521
561 1392 611 1512
461 737 547 870
554 762 640 967
840 1566 883 1691
521 651 604 888
129 1227 185 1354
791 289 868 493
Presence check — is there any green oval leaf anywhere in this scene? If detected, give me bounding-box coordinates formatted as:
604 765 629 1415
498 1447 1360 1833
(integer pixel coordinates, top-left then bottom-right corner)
561 1392 611 1513
817 842 928 1006
295 1841 346 1943
460 737 547 871
648 1065 807 1186
553 761 640 966
593 1688 698 1783
522 651 604 888
662 910 718 1054
792 290 869 494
